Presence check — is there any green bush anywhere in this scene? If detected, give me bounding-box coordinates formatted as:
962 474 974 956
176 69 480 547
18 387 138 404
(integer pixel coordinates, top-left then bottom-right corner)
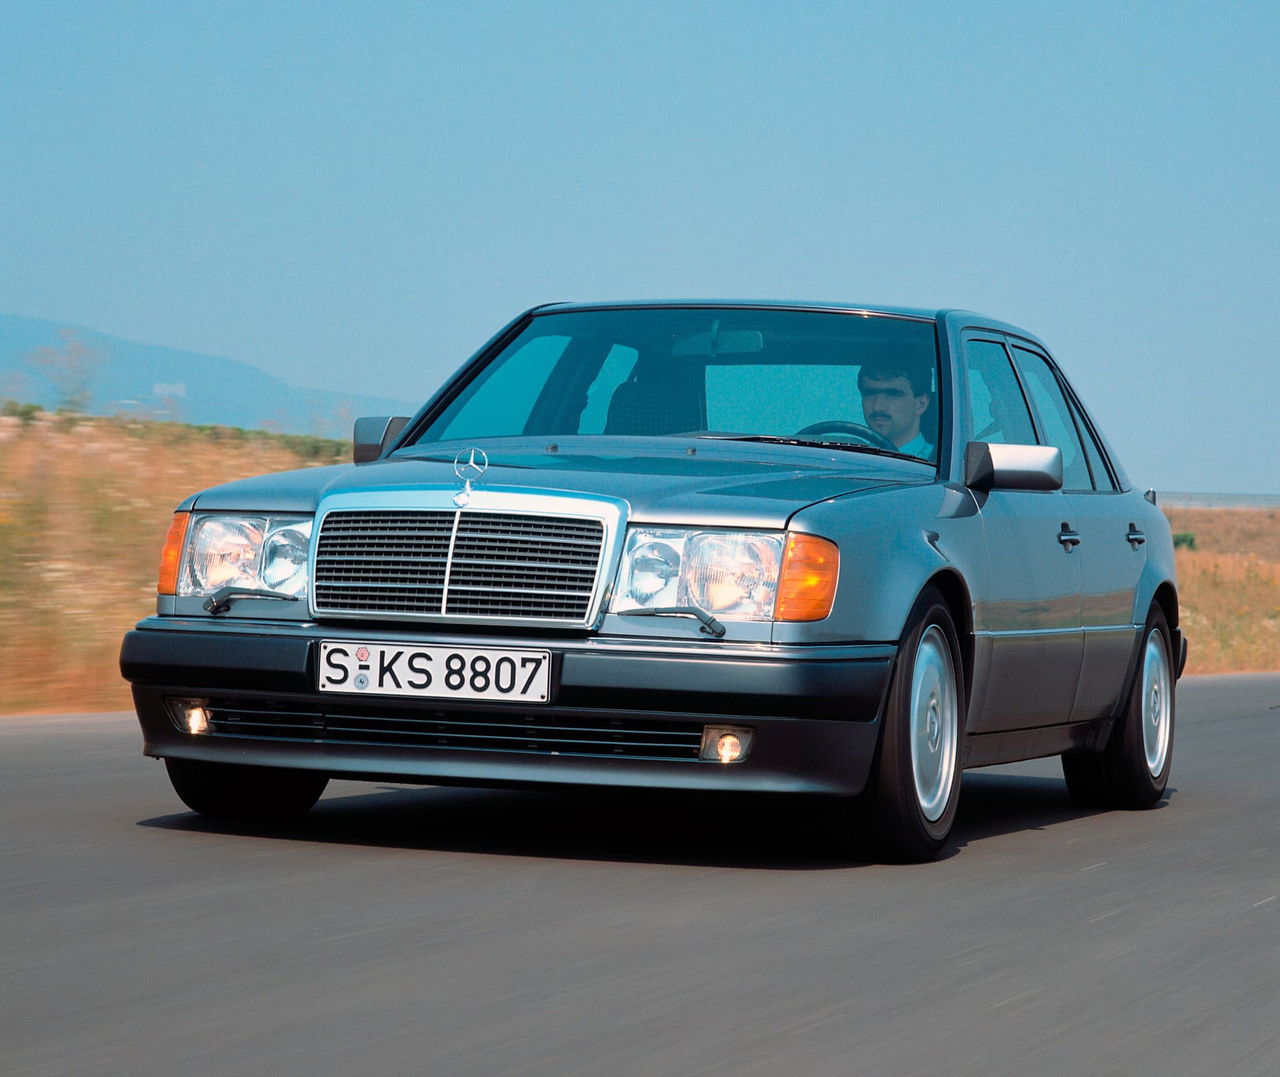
276 433 347 461
1173 532 1197 550
1 400 44 424
0 404 347 462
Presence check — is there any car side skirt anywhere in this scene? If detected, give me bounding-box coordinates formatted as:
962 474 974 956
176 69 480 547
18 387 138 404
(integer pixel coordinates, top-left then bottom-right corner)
963 718 1115 769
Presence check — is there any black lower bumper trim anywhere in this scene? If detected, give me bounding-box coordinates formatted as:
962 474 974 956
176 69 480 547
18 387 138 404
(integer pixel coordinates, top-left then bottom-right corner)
136 685 881 796
197 695 707 761
120 626 893 721
123 625 894 797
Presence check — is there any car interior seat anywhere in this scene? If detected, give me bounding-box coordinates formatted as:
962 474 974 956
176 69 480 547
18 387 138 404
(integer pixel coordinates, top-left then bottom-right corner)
604 362 706 435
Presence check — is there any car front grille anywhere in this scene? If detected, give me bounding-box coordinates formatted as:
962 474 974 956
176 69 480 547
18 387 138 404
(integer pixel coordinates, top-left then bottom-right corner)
312 509 607 624
192 699 704 762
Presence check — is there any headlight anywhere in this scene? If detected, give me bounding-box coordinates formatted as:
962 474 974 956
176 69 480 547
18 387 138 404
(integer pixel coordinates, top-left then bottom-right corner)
617 534 684 607
611 527 839 623
684 533 782 618
610 528 780 621
173 514 313 599
260 524 311 594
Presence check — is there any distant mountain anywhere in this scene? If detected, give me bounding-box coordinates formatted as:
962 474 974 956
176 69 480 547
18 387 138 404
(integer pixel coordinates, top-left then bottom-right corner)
0 313 419 437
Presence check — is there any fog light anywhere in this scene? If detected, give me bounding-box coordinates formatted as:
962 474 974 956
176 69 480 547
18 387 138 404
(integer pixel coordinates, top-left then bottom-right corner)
699 726 754 764
171 699 211 735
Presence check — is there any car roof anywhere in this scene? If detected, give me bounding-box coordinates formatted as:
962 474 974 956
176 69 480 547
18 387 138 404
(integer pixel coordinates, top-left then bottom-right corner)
530 300 1042 341
532 298 946 320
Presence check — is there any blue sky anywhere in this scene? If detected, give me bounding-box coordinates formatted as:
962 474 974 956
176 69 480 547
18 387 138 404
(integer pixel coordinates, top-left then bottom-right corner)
3 1 1278 492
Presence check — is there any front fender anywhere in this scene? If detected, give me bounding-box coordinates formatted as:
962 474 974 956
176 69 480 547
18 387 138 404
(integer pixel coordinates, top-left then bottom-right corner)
774 482 984 645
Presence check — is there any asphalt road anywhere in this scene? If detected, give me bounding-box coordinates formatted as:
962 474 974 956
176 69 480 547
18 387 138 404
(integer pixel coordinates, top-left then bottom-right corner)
4 674 1278 1077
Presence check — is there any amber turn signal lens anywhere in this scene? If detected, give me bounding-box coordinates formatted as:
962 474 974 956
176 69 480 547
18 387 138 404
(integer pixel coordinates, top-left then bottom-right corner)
157 512 190 595
775 533 839 621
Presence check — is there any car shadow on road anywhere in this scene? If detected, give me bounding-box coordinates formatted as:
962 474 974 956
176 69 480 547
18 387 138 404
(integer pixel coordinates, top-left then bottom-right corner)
950 770 1156 849
138 768 1163 869
140 784 854 869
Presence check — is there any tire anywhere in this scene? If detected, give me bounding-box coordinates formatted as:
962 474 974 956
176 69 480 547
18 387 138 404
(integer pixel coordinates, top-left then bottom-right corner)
1062 605 1174 809
165 758 328 821
862 588 966 862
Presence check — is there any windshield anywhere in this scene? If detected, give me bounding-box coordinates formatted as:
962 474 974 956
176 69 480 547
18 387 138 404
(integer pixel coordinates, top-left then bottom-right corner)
412 307 940 462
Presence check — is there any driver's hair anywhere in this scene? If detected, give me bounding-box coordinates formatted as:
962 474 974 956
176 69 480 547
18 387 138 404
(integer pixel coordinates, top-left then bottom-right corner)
858 361 932 398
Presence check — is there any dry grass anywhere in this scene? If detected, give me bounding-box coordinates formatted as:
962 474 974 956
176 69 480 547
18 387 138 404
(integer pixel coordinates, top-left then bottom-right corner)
0 413 344 714
1163 508 1280 674
1 418 1274 714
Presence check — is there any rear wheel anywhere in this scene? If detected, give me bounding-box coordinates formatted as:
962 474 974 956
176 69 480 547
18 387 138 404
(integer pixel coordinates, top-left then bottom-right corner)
862 589 965 862
1062 605 1174 809
165 758 328 821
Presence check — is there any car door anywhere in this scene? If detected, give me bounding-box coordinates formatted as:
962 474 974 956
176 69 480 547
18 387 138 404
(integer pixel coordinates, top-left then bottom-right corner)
1010 343 1144 720
961 334 1084 733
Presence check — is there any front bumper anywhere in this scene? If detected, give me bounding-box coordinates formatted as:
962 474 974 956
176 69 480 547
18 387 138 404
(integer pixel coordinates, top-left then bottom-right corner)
121 618 895 796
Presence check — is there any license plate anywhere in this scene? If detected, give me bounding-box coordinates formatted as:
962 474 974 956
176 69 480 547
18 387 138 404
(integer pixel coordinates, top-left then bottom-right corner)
318 641 551 703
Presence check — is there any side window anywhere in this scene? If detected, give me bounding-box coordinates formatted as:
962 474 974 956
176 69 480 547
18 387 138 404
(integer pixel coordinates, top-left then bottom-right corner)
1011 347 1092 492
1067 393 1116 491
963 339 1037 445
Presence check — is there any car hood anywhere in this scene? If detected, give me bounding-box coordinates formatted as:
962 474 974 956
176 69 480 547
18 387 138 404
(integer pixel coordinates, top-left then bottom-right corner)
186 436 932 528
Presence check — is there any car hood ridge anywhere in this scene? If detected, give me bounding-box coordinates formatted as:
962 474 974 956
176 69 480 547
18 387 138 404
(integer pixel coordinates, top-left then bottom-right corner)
186 438 929 528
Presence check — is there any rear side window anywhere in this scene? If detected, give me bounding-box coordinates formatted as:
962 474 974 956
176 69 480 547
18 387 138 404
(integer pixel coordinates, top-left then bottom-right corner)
1011 347 1092 492
963 339 1037 445
1067 393 1116 491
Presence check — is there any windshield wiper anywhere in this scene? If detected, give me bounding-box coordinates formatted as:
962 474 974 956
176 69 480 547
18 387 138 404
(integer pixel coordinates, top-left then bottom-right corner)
613 605 727 638
202 587 301 615
696 434 920 461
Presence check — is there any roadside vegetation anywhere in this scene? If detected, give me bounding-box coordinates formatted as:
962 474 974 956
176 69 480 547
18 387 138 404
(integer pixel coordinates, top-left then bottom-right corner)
0 407 1275 713
0 407 345 713
1162 507 1280 675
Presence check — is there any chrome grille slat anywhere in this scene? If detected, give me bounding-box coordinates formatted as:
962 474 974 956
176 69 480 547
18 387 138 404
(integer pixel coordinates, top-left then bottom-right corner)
319 578 447 588
446 582 594 590
448 559 598 572
452 540 600 554
313 507 607 622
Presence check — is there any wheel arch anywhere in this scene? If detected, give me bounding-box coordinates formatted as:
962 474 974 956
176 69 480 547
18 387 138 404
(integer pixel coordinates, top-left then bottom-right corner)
1115 581 1183 716
864 568 970 860
1152 580 1179 630
922 569 975 707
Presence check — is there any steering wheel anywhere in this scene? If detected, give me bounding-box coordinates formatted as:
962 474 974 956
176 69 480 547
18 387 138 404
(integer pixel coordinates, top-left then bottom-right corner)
794 420 898 452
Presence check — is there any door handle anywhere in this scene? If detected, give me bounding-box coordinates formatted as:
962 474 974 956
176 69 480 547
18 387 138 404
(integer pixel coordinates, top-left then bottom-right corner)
1058 523 1081 548
1126 524 1146 548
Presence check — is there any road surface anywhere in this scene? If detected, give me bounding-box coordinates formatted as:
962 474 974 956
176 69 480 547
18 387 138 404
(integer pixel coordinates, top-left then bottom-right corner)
3 674 1277 1075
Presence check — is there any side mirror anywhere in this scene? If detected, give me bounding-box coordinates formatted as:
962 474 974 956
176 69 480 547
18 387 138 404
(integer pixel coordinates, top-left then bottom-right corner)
353 416 409 464
964 442 1063 491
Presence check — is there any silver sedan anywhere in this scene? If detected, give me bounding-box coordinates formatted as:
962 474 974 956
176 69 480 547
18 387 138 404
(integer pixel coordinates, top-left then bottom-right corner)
122 301 1183 862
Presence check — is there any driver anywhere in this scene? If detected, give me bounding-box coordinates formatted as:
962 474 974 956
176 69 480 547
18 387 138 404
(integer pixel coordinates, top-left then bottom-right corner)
858 361 935 460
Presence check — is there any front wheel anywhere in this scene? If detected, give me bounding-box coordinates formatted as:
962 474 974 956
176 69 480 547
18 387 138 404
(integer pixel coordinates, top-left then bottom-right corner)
165 758 329 821
1062 605 1175 809
862 589 965 862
